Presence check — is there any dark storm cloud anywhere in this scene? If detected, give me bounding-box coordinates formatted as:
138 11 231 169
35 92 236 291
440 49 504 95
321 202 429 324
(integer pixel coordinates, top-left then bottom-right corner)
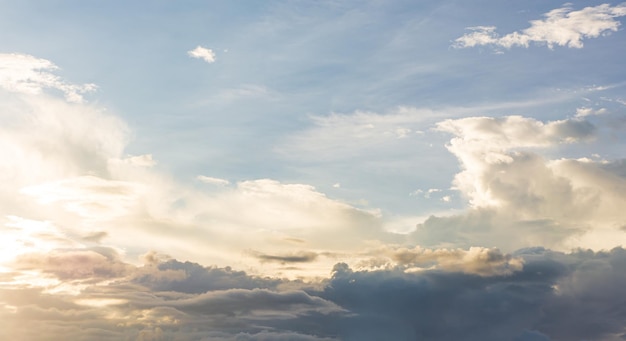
316 247 626 341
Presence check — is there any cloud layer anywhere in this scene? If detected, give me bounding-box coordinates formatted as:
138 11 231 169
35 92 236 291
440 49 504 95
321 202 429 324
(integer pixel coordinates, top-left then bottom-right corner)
2 247 626 341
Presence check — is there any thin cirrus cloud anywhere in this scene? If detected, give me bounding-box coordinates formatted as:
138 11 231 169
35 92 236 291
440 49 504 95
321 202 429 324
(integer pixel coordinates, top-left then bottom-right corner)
187 45 216 63
453 3 626 49
197 175 230 186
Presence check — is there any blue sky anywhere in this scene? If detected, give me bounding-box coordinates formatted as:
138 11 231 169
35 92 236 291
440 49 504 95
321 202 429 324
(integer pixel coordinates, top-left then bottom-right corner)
1 1 626 340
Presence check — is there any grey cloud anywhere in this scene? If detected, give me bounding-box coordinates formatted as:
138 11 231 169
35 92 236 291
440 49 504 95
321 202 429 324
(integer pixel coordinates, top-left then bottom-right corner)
3 249 626 341
514 330 552 341
226 331 338 340
133 259 282 293
319 248 626 341
601 158 626 177
410 207 583 251
250 250 319 264
549 118 595 142
164 288 344 316
14 247 131 281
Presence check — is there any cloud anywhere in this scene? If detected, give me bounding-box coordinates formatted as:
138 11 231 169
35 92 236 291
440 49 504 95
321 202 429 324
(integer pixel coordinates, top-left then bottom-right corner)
0 87 128 192
188 46 216 63
281 107 437 153
132 258 281 293
0 55 393 278
322 248 626 341
575 107 607 118
250 251 319 264
3 247 626 341
2 50 624 341
20 175 145 221
453 3 626 49
14 248 131 281
408 114 626 251
197 175 230 186
364 246 524 276
0 53 96 102
436 115 595 208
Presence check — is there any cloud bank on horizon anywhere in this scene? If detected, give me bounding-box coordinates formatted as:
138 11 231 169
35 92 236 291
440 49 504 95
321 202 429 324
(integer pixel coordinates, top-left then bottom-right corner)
1 1 625 340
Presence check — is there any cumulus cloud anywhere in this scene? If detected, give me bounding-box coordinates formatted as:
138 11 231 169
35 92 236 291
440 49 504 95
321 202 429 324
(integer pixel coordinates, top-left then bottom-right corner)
0 53 96 102
364 246 524 276
188 46 216 63
409 114 626 251
453 3 626 49
436 115 595 208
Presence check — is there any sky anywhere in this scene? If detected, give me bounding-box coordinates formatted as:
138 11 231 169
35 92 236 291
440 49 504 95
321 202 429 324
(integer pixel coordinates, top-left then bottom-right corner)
1 0 626 340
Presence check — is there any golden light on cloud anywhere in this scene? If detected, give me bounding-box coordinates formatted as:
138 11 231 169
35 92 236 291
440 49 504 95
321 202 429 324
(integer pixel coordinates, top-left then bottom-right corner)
75 298 128 307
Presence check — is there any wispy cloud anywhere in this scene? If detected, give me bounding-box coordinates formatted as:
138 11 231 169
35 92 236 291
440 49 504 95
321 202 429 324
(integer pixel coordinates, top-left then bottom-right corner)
197 175 230 186
453 3 626 49
278 107 442 160
187 46 216 63
575 107 607 118
0 53 96 102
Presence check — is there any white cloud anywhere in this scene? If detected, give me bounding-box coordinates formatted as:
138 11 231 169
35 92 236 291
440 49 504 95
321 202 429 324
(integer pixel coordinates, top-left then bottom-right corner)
436 115 595 207
0 54 397 279
120 154 157 167
424 188 442 198
575 107 607 117
20 175 145 221
412 114 626 251
197 175 230 186
0 53 96 102
187 46 216 63
454 3 626 49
